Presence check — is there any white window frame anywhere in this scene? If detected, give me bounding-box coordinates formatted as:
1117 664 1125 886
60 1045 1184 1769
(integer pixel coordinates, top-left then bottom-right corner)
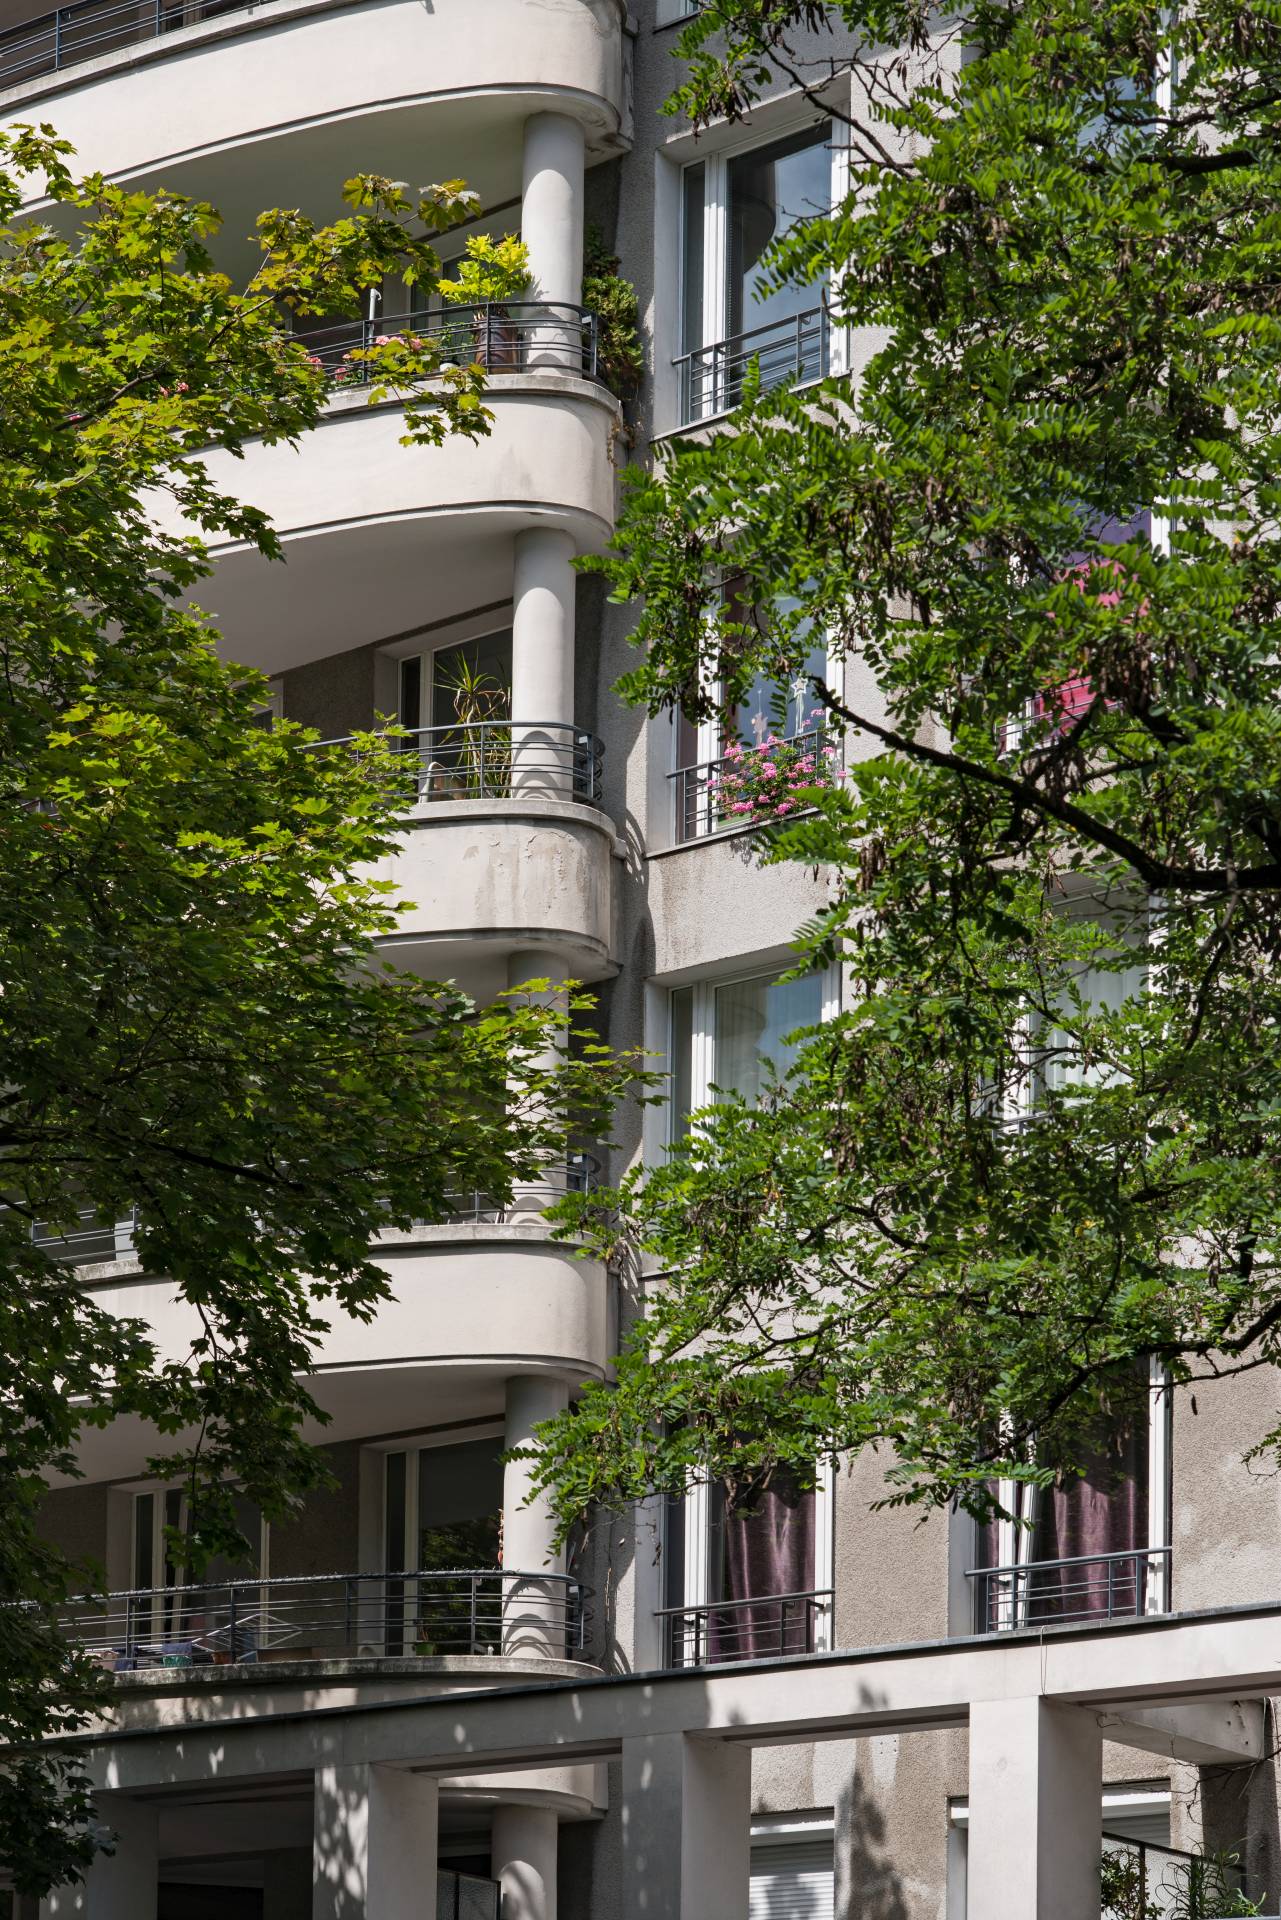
380 1422 506 1572
669 962 841 1130
668 962 840 1641
678 117 843 423
988 1358 1171 1630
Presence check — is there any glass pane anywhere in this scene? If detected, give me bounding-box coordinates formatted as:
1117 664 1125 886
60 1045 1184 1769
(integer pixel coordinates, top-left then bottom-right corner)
669 986 695 1141
734 631 828 747
398 655 422 733
133 1493 154 1591
430 631 513 731
384 1452 407 1571
417 1437 503 1570
681 161 706 353
202 1495 263 1586
727 125 830 342
713 971 822 1101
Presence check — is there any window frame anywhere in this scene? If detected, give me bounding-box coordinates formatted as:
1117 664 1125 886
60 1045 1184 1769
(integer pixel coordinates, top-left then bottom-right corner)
677 116 845 424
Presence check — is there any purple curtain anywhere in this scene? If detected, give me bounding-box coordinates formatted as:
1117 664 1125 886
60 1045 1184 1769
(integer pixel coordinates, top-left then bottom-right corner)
708 1468 816 1662
1029 1412 1148 1620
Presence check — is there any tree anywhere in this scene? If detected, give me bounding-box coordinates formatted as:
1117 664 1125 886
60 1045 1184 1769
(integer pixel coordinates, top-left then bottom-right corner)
0 128 631 1893
531 0 1281 1542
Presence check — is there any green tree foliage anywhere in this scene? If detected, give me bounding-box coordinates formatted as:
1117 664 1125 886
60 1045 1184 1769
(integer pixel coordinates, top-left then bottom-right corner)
0 129 632 1891
532 1 1281 1537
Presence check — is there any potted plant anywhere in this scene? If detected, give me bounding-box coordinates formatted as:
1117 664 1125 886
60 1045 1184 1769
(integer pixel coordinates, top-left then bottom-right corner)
437 234 531 373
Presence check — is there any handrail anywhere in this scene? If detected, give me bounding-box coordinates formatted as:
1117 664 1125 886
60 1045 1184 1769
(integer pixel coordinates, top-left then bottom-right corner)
0 0 264 89
296 302 599 385
60 1567 592 1666
658 1587 834 1669
441 1149 600 1225
669 724 834 842
310 718 605 808
967 1544 1171 1632
674 304 828 423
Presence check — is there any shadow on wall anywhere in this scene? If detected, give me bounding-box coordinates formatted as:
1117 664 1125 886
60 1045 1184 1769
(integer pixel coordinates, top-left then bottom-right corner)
840 1756 910 1920
1200 1711 1281 1913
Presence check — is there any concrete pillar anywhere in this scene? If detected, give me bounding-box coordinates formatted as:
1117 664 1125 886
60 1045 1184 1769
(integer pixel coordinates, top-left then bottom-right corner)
967 1697 1101 1918
620 1732 751 1920
505 952 570 1221
312 1764 438 1920
521 112 586 371
511 528 578 796
491 1804 559 1920
503 1372 571 1656
39 1797 158 1919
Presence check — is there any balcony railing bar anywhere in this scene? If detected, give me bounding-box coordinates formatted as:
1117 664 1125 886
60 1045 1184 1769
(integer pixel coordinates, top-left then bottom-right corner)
308 719 604 808
28 1205 138 1268
295 303 598 385
442 1149 600 1225
59 1568 591 1667
670 724 832 843
0 0 250 89
675 305 829 424
657 1587 833 1669
967 1544 1171 1633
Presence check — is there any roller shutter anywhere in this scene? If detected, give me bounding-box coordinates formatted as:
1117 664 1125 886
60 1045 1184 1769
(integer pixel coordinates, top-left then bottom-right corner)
748 1838 836 1920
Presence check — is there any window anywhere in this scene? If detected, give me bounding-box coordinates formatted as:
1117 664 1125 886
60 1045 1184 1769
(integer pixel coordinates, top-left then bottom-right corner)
970 1359 1171 1631
750 1817 836 1920
672 606 831 841
383 1433 505 1656
679 122 833 422
662 966 836 1665
669 965 829 1138
129 1487 267 1652
396 631 514 802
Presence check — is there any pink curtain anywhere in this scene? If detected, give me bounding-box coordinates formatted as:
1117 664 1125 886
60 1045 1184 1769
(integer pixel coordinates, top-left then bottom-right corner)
708 1468 816 1662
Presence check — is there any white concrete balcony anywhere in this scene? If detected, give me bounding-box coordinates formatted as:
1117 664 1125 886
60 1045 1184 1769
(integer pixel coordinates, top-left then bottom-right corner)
0 0 629 205
195 372 620 670
335 723 617 990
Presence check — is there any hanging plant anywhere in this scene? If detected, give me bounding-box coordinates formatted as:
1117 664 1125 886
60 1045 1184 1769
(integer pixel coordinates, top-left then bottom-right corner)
582 226 643 405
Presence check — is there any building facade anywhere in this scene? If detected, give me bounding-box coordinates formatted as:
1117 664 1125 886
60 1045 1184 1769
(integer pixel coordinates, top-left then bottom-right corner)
6 1 1281 1915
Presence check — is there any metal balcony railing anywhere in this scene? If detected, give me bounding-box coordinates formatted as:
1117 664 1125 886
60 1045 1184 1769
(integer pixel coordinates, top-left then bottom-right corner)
676 306 829 424
0 0 249 88
1102 1831 1252 1917
670 725 833 842
60 1568 591 1669
29 1206 138 1268
296 303 598 385
967 1545 1171 1633
311 720 604 808
441 1150 600 1225
657 1588 833 1669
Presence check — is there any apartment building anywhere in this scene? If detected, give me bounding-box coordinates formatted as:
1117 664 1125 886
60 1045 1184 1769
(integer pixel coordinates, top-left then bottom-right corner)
5 1 1281 1916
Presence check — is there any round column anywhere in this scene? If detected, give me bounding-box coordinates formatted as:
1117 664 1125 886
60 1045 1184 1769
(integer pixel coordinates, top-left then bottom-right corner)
521 112 586 305
511 527 578 798
503 1371 571 1657
491 1804 559 1920
521 112 585 373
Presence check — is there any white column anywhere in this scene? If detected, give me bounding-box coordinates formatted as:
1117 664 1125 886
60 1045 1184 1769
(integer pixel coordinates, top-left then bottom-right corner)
503 1372 571 1657
491 1804 559 1920
521 112 586 371
620 1732 751 1920
511 528 578 797
967 1697 1101 1918
40 1797 158 1919
312 1765 438 1920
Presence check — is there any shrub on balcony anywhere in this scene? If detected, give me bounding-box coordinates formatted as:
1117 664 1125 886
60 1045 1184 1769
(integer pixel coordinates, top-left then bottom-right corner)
709 732 839 825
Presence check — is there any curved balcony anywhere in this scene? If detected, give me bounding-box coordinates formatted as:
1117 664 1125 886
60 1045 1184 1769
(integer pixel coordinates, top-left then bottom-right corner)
329 721 617 992
0 0 628 202
195 367 620 671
